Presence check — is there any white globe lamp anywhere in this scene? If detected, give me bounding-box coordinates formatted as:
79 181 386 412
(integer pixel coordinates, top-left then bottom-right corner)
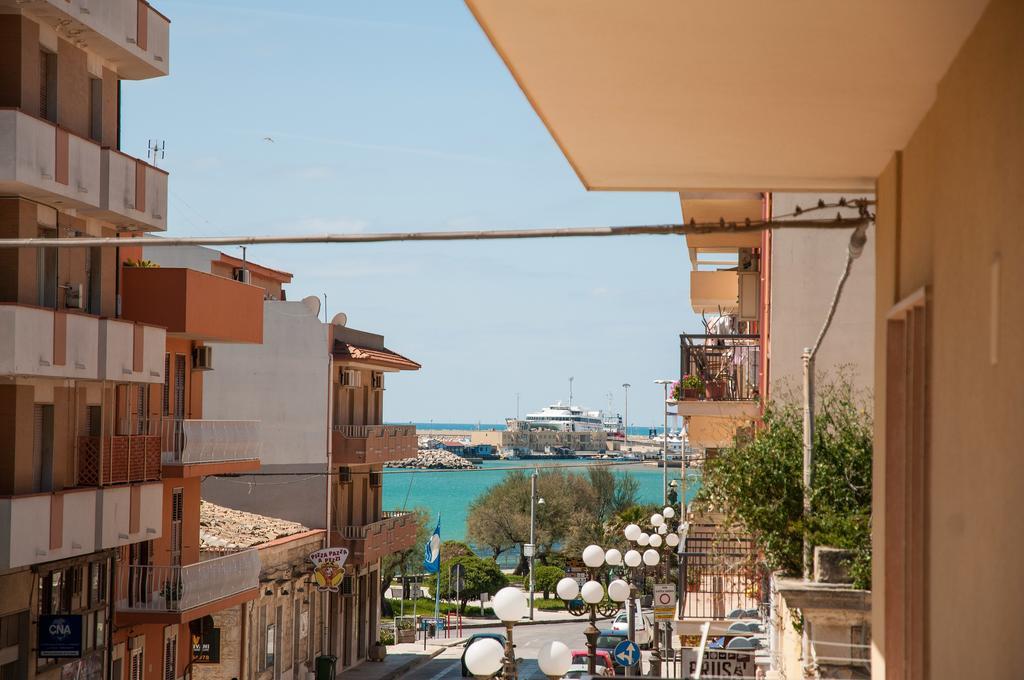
492 586 528 623
607 579 630 603
605 548 623 566
648 533 663 548
537 641 573 679
663 506 675 519
556 577 580 601
642 549 660 566
582 545 606 568
581 580 604 604
624 550 642 568
637 533 650 547
465 638 505 677
624 523 642 542
657 524 668 535
665 533 680 547
651 513 664 527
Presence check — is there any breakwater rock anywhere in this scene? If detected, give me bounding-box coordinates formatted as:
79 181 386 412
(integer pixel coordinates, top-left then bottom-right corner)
388 449 477 470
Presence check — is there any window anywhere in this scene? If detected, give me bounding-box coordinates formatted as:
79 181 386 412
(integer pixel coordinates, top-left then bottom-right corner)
162 353 170 416
371 372 384 390
129 646 143 680
170 489 183 566
32 404 54 493
0 612 25 680
264 624 275 671
173 354 186 417
39 50 57 122
89 561 107 607
163 632 176 680
135 385 149 434
89 77 102 142
258 606 267 670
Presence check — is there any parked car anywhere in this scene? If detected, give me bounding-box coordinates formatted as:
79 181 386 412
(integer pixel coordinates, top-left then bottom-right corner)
594 630 632 675
609 611 655 646
461 633 508 677
566 650 615 676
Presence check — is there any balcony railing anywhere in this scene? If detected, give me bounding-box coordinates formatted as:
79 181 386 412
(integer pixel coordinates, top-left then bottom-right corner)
331 424 417 465
334 511 419 565
116 550 261 614
160 419 262 466
679 333 760 401
679 531 767 620
77 418 161 486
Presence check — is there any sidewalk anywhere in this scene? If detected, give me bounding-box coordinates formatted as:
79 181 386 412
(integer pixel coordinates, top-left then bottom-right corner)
414 607 614 633
336 641 455 680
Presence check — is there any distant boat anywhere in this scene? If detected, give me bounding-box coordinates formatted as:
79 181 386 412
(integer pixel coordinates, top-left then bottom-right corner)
523 401 604 432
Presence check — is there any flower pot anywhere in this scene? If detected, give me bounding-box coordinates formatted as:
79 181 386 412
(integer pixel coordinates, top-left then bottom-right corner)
687 581 700 593
682 388 702 400
705 381 726 400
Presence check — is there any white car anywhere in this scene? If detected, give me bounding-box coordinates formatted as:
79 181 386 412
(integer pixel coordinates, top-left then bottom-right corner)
609 611 655 646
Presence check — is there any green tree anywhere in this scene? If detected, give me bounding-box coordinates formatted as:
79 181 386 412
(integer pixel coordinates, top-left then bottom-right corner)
427 555 509 613
440 541 475 560
533 565 565 599
696 374 872 588
380 508 432 616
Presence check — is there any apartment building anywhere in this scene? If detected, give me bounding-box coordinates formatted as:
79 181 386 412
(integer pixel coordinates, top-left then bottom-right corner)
0 2 170 678
464 2 1022 677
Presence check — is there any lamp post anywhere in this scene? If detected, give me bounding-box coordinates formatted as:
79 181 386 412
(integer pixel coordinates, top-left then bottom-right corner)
491 587 529 679
557 545 629 675
528 469 545 620
654 379 673 506
537 641 573 680
622 383 631 444
464 637 505 680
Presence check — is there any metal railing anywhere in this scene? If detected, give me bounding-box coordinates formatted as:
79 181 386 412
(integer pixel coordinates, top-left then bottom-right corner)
336 511 415 540
160 419 261 465
77 418 161 486
332 424 416 438
679 333 761 401
116 549 261 613
679 531 767 620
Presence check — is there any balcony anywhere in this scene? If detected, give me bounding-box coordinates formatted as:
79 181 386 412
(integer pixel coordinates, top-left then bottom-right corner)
77 419 161 486
115 550 261 625
332 511 419 567
97 149 168 231
0 109 101 210
0 0 170 79
331 425 417 466
675 333 761 419
0 304 164 383
0 483 162 570
160 419 261 477
121 268 264 344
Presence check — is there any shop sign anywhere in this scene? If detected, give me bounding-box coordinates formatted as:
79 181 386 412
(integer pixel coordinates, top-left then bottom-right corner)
38 615 82 658
653 583 676 620
191 627 220 663
310 547 350 592
679 649 755 678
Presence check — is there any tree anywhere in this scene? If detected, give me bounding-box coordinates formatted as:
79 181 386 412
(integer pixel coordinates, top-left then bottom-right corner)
440 541 475 560
533 565 565 599
427 555 509 613
379 507 431 616
696 374 872 588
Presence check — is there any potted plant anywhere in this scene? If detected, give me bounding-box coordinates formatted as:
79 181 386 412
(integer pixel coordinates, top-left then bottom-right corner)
394 616 416 644
704 371 727 400
677 374 704 400
686 569 702 593
160 579 182 605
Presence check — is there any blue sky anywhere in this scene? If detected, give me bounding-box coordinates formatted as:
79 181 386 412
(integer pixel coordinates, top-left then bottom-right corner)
122 0 701 426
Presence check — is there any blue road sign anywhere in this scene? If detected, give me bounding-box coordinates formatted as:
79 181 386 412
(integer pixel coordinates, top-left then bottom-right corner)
613 639 641 667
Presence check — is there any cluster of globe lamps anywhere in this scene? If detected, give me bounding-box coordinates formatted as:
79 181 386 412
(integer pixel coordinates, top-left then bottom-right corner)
464 506 681 680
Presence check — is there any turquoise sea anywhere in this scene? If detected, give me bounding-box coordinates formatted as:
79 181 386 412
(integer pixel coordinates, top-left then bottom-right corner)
398 422 672 436
382 460 700 543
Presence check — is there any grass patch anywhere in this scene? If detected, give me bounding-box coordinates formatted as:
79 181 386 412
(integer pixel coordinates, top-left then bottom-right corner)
383 596 566 620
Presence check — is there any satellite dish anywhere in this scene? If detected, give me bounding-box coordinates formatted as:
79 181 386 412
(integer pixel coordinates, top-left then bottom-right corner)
301 296 321 317
331 312 348 327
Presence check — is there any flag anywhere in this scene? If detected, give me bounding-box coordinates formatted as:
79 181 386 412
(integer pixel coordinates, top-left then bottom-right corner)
423 516 441 573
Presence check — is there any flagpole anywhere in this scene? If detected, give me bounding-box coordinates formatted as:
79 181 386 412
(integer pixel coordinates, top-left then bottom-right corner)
433 513 441 624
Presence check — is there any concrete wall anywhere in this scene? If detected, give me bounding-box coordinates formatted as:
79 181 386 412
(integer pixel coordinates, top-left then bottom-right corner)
201 301 329 528
769 193 875 396
871 1 1024 678
143 244 218 273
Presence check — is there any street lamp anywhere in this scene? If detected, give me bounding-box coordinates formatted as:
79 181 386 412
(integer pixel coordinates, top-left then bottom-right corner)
622 383 631 446
491 587 528 679
655 379 673 505
528 469 545 620
557 545 629 675
537 641 573 680
464 637 505 679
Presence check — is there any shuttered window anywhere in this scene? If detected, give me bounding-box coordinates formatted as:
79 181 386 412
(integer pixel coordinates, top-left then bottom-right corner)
129 647 143 680
162 353 170 416
170 488 183 566
163 634 176 680
173 354 186 418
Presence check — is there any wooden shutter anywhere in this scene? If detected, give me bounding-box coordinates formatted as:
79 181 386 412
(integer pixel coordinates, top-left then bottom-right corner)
162 353 170 416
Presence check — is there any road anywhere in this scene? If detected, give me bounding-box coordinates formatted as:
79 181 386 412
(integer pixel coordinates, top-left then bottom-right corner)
399 621 651 680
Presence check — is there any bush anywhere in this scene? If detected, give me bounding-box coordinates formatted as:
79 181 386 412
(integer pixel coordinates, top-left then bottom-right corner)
427 554 509 613
378 627 395 645
533 565 565 598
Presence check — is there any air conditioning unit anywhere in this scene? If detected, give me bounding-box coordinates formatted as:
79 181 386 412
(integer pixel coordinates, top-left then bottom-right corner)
192 345 213 371
369 471 382 487
233 267 251 284
339 368 361 388
340 576 354 596
338 467 352 484
63 283 84 310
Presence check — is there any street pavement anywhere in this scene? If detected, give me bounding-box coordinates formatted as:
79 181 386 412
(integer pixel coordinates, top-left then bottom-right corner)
397 621 651 680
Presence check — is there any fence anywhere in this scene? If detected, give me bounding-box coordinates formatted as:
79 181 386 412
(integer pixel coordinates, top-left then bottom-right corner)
679 334 760 401
116 550 261 613
160 419 261 464
679 531 767 620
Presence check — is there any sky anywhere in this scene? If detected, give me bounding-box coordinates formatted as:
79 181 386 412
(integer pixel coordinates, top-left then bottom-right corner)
121 0 703 426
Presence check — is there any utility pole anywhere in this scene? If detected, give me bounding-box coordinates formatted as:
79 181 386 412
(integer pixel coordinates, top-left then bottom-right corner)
516 392 520 420
528 469 543 620
622 383 631 445
655 380 673 505
569 376 574 407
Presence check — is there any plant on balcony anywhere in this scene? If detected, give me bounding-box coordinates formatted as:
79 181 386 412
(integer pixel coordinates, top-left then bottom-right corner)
123 258 160 268
677 374 704 400
160 579 183 605
686 567 702 592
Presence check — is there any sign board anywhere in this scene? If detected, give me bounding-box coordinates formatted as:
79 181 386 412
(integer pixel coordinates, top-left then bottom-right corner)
679 649 755 678
653 583 676 621
634 598 645 630
190 627 220 664
613 640 641 667
451 563 466 593
38 615 82 658
309 547 350 592
523 543 535 557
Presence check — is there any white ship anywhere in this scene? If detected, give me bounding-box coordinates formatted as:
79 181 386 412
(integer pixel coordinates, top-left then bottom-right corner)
602 412 625 439
524 402 604 432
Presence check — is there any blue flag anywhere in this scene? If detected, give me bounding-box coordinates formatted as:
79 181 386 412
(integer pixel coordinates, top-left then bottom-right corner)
423 516 441 573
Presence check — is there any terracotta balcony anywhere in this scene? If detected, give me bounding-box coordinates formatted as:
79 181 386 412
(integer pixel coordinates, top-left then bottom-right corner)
674 333 761 419
77 419 161 486
0 0 170 79
121 268 264 344
115 550 261 625
0 482 162 570
160 419 261 477
331 425 417 466
332 511 418 567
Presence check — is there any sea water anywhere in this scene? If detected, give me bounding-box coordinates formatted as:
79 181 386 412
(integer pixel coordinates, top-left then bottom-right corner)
382 459 700 542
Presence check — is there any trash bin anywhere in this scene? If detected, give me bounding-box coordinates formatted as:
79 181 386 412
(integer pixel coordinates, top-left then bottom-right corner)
315 654 337 680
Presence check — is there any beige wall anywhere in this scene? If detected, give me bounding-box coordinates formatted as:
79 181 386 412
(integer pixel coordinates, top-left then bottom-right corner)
872 1 1024 677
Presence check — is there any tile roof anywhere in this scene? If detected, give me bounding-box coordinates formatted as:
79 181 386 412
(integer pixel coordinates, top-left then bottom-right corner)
332 341 421 370
200 501 309 552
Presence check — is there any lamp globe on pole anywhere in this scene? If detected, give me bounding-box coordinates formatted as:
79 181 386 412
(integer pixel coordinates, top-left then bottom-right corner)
607 579 630 603
642 549 660 567
537 641 573 680
492 587 528 679
624 550 642 568
636 533 650 547
582 545 606 569
605 548 623 566
624 524 642 542
556 578 580 601
465 638 505 678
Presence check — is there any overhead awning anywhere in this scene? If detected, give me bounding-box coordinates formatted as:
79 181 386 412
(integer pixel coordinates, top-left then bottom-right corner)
466 0 988 192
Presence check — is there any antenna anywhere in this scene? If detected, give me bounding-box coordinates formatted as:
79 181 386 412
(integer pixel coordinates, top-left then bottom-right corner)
147 139 166 167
